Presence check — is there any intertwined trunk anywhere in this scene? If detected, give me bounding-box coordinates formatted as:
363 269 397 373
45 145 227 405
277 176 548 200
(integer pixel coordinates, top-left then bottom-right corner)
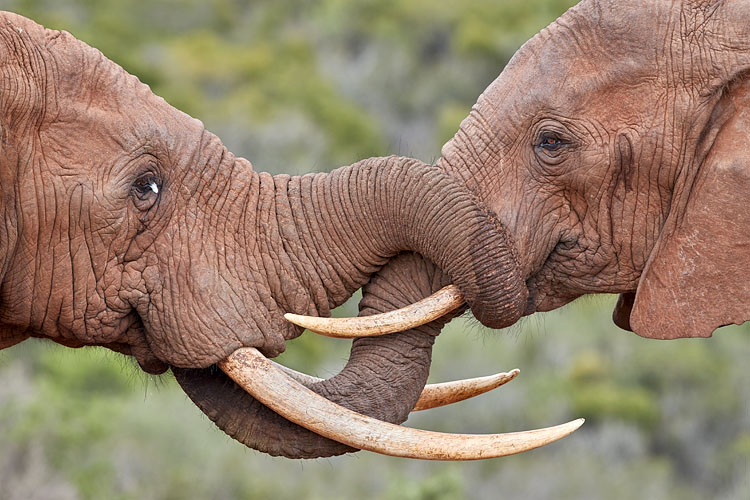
259 155 524 328
175 155 526 458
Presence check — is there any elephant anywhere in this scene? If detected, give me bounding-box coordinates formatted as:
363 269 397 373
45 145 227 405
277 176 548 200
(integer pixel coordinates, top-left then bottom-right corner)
425 0 750 339
0 11 591 461
8 0 742 463
278 0 750 457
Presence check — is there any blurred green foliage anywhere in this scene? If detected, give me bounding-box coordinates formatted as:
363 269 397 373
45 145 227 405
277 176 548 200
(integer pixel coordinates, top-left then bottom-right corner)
3 302 749 500
2 0 580 172
1 1 749 499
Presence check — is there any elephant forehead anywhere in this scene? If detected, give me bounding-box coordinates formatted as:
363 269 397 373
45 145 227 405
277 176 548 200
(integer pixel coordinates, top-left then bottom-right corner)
0 14 204 152
484 8 660 117
43 99 202 160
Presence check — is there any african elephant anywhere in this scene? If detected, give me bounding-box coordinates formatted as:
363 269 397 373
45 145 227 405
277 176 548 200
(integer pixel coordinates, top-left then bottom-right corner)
340 0 750 334
425 0 750 339
0 11 581 460
288 0 750 458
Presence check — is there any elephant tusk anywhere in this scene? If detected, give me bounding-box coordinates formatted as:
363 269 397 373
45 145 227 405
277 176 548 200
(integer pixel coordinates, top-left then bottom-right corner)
219 348 584 460
411 369 520 411
283 284 464 338
274 361 520 411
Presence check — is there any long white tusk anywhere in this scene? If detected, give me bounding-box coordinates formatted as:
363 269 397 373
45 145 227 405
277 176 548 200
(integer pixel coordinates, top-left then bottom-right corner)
284 285 463 338
220 348 584 460
274 361 519 411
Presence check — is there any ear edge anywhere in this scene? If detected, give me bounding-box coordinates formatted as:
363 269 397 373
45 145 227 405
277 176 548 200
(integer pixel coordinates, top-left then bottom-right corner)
628 79 750 339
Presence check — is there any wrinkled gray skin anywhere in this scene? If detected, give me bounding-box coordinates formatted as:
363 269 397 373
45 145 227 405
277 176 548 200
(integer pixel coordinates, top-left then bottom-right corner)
434 0 750 341
0 12 526 459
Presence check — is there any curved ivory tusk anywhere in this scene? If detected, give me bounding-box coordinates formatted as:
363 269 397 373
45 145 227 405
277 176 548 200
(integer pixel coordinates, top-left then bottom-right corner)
284 284 463 338
220 348 584 460
274 361 519 411
411 369 520 411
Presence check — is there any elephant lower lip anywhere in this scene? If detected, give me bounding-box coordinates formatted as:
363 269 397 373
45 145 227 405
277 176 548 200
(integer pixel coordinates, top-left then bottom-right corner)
522 289 538 316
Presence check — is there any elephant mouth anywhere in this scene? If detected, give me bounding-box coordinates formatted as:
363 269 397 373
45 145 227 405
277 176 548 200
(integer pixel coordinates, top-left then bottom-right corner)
522 237 581 315
206 285 583 460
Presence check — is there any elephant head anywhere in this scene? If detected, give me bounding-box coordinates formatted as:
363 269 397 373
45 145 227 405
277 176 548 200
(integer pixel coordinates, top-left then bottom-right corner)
420 0 750 340
0 12 587 460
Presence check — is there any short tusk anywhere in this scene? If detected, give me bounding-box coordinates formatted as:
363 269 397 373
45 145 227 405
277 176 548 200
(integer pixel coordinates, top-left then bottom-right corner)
411 369 520 411
284 284 464 338
220 348 584 460
274 361 519 411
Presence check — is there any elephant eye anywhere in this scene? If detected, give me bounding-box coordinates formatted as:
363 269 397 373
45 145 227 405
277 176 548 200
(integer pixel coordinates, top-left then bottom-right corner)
538 133 564 151
534 129 571 166
132 173 161 211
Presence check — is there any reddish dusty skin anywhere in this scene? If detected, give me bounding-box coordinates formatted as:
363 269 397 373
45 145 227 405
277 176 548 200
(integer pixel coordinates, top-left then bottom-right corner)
7 0 750 461
287 0 750 342
266 0 750 457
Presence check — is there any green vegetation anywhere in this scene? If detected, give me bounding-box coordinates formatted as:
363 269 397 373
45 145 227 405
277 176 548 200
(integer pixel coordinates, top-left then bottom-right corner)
1 1 749 499
3 301 750 499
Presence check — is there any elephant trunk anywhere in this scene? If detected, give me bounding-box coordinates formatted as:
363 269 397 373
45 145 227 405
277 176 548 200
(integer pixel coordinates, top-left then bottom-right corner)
175 155 526 458
267 155 526 331
174 253 454 458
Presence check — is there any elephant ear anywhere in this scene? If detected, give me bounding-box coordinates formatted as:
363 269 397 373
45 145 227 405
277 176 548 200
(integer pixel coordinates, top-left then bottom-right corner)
627 80 750 339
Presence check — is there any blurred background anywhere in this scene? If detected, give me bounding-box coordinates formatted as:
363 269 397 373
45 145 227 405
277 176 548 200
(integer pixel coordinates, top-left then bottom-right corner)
1 1 749 499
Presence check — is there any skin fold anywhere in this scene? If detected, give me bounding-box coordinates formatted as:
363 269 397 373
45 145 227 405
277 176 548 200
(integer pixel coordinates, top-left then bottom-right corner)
0 12 526 458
